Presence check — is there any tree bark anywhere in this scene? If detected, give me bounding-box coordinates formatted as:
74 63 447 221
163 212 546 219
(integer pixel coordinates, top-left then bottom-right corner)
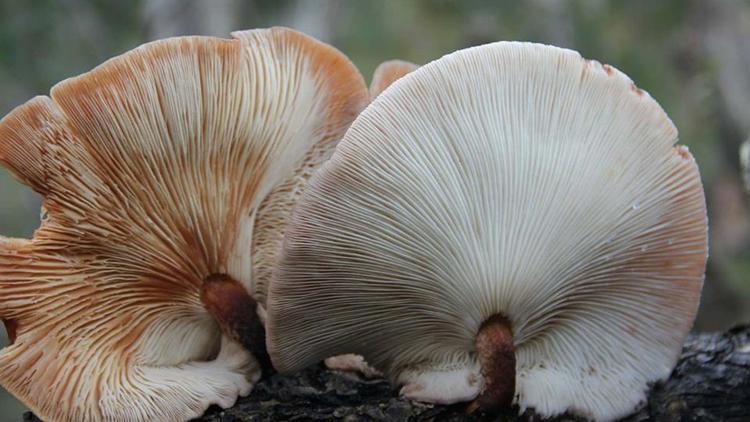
23 326 750 421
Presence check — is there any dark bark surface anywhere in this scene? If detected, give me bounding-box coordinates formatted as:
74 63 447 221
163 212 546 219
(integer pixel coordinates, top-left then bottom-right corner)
23 326 750 421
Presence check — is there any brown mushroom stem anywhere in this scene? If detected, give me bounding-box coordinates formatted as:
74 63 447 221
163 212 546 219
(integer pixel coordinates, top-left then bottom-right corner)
2 319 18 344
473 314 515 412
201 274 274 375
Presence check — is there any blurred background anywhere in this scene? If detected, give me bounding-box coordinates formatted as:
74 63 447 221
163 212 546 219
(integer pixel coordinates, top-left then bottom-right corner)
0 0 748 419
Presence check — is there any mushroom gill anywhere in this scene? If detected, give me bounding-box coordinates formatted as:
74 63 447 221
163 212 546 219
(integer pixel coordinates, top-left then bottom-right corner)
320 58 419 378
267 41 708 421
0 27 367 422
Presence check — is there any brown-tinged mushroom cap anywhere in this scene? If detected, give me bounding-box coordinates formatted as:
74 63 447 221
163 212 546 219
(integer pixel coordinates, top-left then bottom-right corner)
369 60 419 99
268 42 707 421
0 27 367 421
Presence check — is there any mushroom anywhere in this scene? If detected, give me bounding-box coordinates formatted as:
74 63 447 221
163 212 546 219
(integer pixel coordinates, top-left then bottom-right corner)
0 27 368 421
369 60 419 99
267 41 708 421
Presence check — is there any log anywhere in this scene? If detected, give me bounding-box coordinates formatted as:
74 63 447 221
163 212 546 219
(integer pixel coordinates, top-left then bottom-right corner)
23 326 750 421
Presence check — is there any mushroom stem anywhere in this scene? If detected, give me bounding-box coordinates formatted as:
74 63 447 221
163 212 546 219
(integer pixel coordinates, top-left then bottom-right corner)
201 274 274 375
474 314 515 412
2 319 18 344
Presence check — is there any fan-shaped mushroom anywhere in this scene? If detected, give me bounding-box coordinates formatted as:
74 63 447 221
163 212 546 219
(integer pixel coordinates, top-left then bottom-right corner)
0 27 368 421
267 42 708 421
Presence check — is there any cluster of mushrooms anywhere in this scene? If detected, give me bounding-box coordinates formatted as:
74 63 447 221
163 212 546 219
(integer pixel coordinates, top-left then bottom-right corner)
0 27 707 422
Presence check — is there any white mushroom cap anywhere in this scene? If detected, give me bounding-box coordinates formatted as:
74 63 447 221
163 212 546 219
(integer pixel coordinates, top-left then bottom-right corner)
0 27 367 421
267 41 708 421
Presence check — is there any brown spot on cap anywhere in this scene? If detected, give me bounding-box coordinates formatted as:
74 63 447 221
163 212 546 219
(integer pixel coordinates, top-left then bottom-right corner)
674 145 691 161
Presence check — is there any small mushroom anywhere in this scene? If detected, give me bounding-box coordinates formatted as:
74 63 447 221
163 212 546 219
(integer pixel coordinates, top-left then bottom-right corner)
369 60 419 99
0 27 367 421
267 42 708 421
